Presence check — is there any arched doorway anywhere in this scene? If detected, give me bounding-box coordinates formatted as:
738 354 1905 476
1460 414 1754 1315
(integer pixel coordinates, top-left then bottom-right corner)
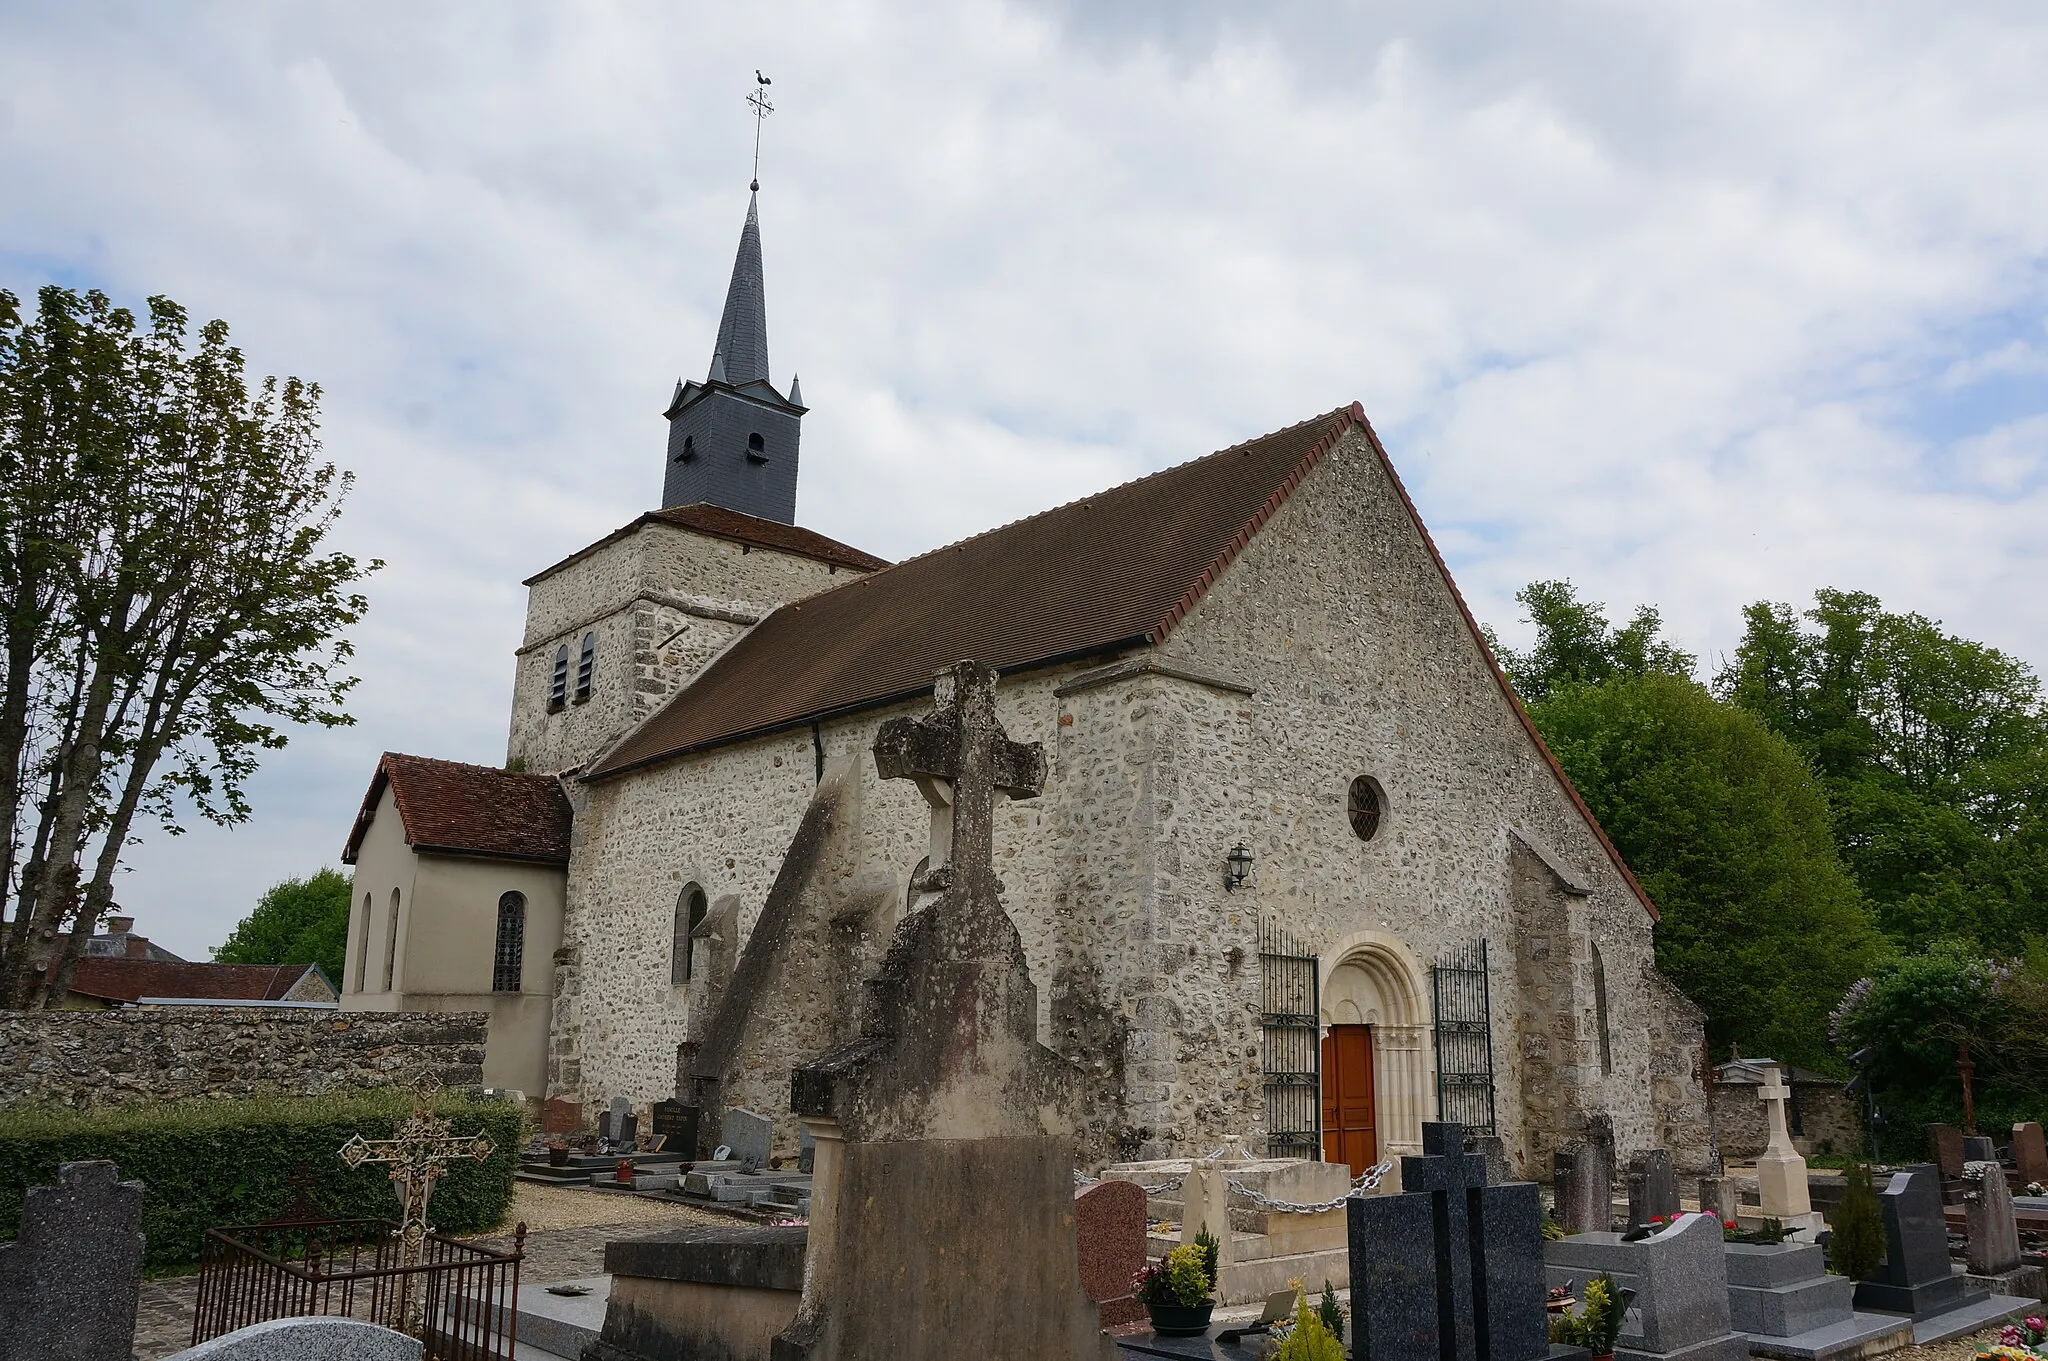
1319 934 1432 1174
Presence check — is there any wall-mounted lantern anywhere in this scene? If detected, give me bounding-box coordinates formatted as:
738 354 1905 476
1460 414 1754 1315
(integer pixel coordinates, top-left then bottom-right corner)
1225 842 1254 893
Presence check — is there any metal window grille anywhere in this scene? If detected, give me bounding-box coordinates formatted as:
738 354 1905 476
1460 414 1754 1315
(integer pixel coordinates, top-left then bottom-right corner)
574 634 595 701
1259 920 1321 1158
492 893 524 993
1432 938 1497 1134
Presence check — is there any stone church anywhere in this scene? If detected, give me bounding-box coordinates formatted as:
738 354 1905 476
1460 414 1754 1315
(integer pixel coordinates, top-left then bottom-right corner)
340 186 1712 1177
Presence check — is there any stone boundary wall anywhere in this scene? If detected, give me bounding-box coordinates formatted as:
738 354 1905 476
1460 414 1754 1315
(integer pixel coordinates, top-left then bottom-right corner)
0 1008 489 1110
1709 1080 1863 1160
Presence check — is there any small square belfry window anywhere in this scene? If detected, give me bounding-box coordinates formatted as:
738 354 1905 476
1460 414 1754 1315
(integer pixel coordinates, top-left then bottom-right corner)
746 432 767 461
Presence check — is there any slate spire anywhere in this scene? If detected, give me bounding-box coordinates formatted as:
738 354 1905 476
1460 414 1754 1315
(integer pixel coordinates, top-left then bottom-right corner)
661 187 805 522
711 191 770 386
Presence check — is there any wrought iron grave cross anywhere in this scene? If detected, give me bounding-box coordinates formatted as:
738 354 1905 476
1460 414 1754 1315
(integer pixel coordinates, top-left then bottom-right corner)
338 1072 494 1334
874 660 1045 891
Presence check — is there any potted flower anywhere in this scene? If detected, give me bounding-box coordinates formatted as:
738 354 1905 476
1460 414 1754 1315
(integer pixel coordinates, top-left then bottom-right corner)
1133 1243 1216 1337
1551 1273 1625 1361
547 1138 570 1167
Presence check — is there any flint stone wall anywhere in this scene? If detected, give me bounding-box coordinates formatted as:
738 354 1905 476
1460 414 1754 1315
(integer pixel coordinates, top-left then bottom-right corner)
549 427 1711 1169
1710 1081 1863 1160
0 1008 487 1109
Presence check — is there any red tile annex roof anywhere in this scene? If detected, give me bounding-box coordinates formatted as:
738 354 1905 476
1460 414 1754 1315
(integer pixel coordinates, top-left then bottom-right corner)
581 403 1658 921
523 502 889 586
343 753 574 866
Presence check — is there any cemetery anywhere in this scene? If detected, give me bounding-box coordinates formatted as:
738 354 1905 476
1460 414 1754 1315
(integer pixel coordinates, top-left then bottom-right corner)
6 664 2048 1361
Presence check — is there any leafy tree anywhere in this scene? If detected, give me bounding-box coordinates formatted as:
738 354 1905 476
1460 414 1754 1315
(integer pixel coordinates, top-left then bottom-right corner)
1530 673 1881 1070
0 286 375 1008
1719 590 2048 951
213 868 352 983
1825 939 2009 1092
1488 580 1696 704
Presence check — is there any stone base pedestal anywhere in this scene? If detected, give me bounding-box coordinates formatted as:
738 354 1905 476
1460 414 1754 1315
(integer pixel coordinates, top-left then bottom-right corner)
584 1225 806 1361
1966 1265 2045 1302
1852 1270 1986 1321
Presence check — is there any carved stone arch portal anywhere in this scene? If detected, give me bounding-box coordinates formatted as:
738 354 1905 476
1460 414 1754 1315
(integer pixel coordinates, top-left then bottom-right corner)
1318 930 1435 1167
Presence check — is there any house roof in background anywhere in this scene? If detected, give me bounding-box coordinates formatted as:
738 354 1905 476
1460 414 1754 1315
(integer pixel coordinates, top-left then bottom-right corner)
343 752 574 866
66 959 326 1005
523 502 888 586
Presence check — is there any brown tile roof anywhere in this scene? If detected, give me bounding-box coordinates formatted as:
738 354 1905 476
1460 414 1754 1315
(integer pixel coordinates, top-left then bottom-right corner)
343 753 573 866
67 959 324 1004
584 400 1661 923
589 407 1364 777
523 502 888 586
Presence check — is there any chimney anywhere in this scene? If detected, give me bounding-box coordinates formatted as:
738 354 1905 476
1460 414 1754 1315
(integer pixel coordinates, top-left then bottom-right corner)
106 916 135 935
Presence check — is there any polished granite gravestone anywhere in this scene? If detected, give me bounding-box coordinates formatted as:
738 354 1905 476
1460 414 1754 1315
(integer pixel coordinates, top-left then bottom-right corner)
0 1160 145 1361
1627 1150 1681 1229
650 1099 696 1154
542 1096 583 1136
1543 1214 1748 1361
164 1317 423 1360
1349 1121 1548 1361
1076 1181 1149 1329
1963 1135 1997 1164
1853 1165 1986 1318
1555 1142 1614 1236
605 1096 633 1144
1722 1241 1912 1361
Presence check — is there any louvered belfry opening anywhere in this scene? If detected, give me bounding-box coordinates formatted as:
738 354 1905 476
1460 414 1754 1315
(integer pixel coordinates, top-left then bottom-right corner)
1259 919 1322 1158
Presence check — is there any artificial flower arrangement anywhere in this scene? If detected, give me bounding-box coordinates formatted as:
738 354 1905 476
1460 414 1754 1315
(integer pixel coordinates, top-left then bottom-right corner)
1976 1315 2048 1361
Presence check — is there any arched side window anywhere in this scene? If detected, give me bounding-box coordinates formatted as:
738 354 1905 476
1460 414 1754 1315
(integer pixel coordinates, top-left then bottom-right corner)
493 892 526 993
353 892 373 993
746 432 767 461
574 633 595 703
1591 942 1614 1076
382 888 402 992
673 884 708 984
548 645 569 712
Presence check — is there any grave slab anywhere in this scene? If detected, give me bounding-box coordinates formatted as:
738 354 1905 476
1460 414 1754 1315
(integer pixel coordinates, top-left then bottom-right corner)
1739 1312 1914 1361
1926 1127 1965 1181
163 1317 422 1360
474 1275 609 1360
2013 1123 2048 1188
1907 1293 2034 1345
722 1106 772 1170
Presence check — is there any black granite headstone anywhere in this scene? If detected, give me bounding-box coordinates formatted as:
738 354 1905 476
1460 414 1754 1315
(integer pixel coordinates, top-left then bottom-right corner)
1626 1150 1680 1228
1853 1164 1987 1316
1348 1122 1548 1361
651 1100 698 1156
0 1161 144 1361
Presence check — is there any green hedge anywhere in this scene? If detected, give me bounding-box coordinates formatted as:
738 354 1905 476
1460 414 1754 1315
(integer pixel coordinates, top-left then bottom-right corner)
0 1091 524 1273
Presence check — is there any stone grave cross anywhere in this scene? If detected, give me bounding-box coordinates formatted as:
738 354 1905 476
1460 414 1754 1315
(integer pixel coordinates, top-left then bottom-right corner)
1755 1063 1818 1229
1758 1066 1795 1152
874 661 1046 892
338 1072 494 1335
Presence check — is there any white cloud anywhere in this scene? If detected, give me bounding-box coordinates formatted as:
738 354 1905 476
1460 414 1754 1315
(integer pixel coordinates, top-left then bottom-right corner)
2 0 2045 958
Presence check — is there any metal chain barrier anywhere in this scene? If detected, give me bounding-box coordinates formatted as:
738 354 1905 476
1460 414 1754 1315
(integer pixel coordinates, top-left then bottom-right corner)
1226 1160 1394 1214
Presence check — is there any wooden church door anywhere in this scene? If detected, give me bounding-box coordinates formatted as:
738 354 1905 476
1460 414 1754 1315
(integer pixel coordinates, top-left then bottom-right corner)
1320 1024 1377 1174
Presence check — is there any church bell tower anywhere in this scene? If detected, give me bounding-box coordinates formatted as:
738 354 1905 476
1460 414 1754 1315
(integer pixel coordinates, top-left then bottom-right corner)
661 187 806 522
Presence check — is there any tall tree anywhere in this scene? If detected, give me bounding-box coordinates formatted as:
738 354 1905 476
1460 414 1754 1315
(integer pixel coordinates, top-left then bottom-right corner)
1531 673 1882 1069
213 868 353 984
0 286 375 1008
1718 589 2048 950
1487 579 1696 703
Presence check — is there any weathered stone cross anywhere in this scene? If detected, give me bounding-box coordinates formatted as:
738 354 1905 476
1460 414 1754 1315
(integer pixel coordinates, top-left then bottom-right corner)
874 660 1045 892
338 1071 494 1335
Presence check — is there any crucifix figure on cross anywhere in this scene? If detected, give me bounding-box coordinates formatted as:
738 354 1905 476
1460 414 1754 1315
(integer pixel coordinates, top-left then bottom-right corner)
874 660 1046 901
339 1071 494 1335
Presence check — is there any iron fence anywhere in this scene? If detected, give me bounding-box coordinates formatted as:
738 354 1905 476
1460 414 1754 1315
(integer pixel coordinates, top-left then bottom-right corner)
191 1217 525 1360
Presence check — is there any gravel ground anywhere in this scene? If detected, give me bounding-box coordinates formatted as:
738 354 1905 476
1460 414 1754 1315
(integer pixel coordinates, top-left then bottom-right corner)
468 1181 731 1234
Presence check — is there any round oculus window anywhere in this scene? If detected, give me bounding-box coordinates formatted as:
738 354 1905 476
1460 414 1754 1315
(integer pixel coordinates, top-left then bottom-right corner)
1347 776 1385 842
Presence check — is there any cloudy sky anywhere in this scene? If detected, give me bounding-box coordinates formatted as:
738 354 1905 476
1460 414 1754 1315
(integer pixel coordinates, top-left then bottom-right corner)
3 2 2045 960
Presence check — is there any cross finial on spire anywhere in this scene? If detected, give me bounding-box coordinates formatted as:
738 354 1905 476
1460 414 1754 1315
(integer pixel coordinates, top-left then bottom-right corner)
747 71 774 191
